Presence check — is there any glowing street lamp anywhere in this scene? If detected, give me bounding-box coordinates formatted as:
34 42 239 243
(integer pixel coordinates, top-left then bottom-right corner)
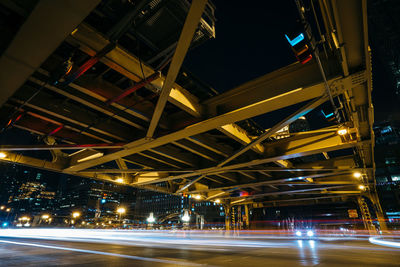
117 207 126 224
147 212 155 223
72 212 81 219
214 199 221 204
0 205 4 210
41 214 50 220
353 172 362 179
337 128 348 136
182 210 190 222
192 194 201 200
117 207 126 214
19 216 30 222
0 152 6 159
358 185 366 191
115 178 124 183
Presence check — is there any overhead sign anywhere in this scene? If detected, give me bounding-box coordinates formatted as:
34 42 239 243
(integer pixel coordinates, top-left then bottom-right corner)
348 209 358 218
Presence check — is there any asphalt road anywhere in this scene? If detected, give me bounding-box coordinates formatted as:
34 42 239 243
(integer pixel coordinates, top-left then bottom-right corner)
0 230 399 266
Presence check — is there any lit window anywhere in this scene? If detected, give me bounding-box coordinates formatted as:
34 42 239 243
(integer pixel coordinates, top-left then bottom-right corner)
377 177 388 183
381 126 392 134
391 175 400 182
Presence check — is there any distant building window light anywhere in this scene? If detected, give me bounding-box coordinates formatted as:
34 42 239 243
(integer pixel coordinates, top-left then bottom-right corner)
391 175 400 182
385 158 396 165
377 177 388 183
381 126 392 134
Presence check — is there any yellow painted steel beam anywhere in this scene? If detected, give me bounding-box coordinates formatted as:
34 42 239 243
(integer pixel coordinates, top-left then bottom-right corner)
146 0 208 138
68 23 263 161
133 128 362 185
65 77 350 172
218 124 264 154
192 172 355 194
227 185 354 202
68 24 204 118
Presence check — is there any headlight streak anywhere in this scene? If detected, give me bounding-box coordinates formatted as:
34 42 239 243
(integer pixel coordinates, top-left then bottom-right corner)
369 237 400 249
0 239 205 266
0 229 289 249
1 229 399 253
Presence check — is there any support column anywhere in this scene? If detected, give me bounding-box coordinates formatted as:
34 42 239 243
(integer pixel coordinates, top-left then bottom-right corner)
244 204 250 229
357 196 376 235
224 204 231 231
368 192 388 232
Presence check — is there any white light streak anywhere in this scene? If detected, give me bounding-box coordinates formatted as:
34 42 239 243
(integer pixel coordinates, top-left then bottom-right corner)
369 237 400 248
0 239 202 266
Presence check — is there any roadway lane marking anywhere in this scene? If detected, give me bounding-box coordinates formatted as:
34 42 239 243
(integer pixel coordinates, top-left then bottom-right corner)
0 239 210 266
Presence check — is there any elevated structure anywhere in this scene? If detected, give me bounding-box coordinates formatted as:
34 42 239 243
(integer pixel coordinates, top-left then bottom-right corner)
0 0 385 229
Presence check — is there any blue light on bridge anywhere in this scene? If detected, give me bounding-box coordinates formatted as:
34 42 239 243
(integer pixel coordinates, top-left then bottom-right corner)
321 110 334 119
101 199 106 204
285 33 305 47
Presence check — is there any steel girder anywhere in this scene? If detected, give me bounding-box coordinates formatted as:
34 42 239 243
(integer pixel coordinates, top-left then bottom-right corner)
65 70 363 172
0 151 170 194
146 0 208 138
132 127 362 185
0 0 376 207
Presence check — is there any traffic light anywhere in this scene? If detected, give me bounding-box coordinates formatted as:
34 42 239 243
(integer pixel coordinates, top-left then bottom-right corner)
285 33 313 64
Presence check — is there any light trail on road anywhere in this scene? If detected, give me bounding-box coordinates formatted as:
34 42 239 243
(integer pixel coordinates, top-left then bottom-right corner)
0 229 399 266
0 239 208 266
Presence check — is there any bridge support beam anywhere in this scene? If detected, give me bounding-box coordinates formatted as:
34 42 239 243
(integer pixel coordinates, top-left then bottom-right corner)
368 192 388 232
224 204 231 231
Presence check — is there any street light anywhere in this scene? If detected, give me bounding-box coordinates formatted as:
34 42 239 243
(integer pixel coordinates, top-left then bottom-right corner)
41 214 50 220
0 152 6 159
182 210 190 222
337 128 348 136
353 172 362 179
214 199 221 204
117 207 126 214
117 207 126 224
115 178 124 183
19 216 30 227
72 212 81 219
147 212 155 223
358 185 366 191
0 205 4 210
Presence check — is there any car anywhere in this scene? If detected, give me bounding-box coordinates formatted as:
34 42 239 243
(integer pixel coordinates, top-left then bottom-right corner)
294 229 315 238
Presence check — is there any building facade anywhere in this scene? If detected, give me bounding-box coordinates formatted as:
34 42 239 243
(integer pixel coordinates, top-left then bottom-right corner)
374 120 400 222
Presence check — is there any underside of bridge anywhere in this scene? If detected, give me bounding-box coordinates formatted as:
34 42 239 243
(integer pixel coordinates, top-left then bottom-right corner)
0 0 385 227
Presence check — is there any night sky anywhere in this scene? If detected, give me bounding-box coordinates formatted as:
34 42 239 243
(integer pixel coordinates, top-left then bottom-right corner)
185 1 298 93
